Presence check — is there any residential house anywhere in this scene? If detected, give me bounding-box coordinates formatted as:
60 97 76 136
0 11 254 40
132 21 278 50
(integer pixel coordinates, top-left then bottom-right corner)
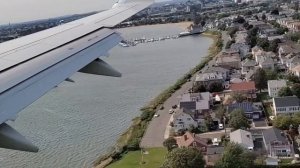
268 80 287 97
203 66 230 80
273 96 300 116
230 43 250 58
291 65 300 77
195 72 224 90
235 31 248 44
252 46 263 56
229 81 256 99
173 109 199 132
262 128 292 157
251 127 293 158
227 102 262 120
241 58 256 75
215 51 241 69
176 132 208 153
278 44 300 63
180 92 213 107
286 54 300 70
259 28 278 38
230 129 254 150
258 56 275 70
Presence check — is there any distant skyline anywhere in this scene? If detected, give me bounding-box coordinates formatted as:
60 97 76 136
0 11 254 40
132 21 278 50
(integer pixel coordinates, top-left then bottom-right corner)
0 0 169 25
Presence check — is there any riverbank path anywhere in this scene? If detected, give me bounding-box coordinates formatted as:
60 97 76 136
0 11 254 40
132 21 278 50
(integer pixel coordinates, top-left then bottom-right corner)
140 31 229 148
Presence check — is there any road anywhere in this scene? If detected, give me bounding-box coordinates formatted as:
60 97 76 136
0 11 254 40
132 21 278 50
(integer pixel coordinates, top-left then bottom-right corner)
140 31 230 148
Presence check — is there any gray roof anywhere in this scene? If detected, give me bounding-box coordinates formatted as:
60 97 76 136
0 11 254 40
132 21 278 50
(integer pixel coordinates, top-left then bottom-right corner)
206 146 225 155
228 102 260 113
203 66 230 74
268 80 287 88
262 127 288 143
180 101 196 110
273 96 300 108
230 129 254 149
242 59 256 67
195 72 223 82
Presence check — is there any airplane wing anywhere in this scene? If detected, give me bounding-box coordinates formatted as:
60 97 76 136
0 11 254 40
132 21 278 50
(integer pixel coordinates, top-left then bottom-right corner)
0 0 153 152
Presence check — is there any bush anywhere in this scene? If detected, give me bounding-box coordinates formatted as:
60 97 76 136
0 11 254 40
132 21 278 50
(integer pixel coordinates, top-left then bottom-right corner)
127 138 140 151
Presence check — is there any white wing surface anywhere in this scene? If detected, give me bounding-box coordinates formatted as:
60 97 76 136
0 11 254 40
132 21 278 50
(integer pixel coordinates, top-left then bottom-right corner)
0 0 153 152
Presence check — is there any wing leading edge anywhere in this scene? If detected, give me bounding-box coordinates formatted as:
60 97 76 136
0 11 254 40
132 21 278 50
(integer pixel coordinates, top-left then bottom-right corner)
0 0 153 152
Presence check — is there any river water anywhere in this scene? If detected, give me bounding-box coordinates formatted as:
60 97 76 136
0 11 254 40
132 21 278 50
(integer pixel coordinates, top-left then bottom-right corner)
0 24 213 168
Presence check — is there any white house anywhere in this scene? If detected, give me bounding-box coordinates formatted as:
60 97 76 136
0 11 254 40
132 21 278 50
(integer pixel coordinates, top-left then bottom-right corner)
268 80 287 97
173 109 200 132
273 96 300 116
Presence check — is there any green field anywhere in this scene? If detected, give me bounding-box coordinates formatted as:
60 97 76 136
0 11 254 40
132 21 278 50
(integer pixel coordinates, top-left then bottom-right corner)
107 148 167 168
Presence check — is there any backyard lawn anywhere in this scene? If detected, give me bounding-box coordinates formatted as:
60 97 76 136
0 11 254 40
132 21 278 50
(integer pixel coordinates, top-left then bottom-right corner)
107 148 167 168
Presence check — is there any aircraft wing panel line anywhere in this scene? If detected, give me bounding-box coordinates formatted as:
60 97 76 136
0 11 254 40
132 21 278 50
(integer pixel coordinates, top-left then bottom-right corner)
0 33 122 124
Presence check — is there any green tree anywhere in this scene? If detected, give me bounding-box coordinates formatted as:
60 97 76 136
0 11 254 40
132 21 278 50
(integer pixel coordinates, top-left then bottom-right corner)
231 93 246 103
215 142 256 168
233 16 245 24
205 114 215 131
257 38 269 51
286 73 300 83
162 147 205 168
228 109 250 130
227 27 239 38
265 69 278 80
278 87 293 97
208 82 224 93
215 106 227 124
268 39 281 52
225 40 234 49
163 137 178 152
277 27 289 35
271 8 279 15
292 83 300 98
273 115 293 130
192 84 206 93
262 14 266 20
253 68 267 92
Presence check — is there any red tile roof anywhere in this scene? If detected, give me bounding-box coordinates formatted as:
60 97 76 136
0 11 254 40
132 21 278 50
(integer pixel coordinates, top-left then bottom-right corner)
230 81 256 91
176 132 208 148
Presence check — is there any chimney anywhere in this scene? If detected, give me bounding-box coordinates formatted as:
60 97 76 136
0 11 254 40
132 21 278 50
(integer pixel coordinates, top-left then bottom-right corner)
184 135 188 141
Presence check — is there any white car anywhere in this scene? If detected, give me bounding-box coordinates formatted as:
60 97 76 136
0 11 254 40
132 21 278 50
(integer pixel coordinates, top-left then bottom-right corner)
219 123 224 129
154 113 160 118
169 109 174 114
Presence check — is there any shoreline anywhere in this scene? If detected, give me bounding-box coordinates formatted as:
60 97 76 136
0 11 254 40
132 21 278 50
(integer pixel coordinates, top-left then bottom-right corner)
93 25 223 168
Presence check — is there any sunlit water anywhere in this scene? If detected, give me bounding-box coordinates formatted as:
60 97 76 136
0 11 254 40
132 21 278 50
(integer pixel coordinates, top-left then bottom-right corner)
0 24 213 168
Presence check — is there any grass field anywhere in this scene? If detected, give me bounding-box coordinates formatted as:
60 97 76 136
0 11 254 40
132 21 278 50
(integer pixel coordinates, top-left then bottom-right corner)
107 148 167 168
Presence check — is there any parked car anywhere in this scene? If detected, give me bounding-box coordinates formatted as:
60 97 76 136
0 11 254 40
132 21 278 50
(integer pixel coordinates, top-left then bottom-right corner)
154 113 160 118
169 109 174 114
219 123 224 129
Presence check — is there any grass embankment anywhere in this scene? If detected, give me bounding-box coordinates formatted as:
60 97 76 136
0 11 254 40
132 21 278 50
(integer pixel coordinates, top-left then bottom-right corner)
107 148 167 168
93 30 223 168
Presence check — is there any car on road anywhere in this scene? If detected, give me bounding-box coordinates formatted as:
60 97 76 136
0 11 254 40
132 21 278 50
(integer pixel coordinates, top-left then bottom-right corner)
154 113 160 118
169 109 174 114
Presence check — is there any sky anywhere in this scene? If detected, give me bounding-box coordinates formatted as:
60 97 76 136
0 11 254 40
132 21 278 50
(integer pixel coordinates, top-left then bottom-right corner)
0 0 169 25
